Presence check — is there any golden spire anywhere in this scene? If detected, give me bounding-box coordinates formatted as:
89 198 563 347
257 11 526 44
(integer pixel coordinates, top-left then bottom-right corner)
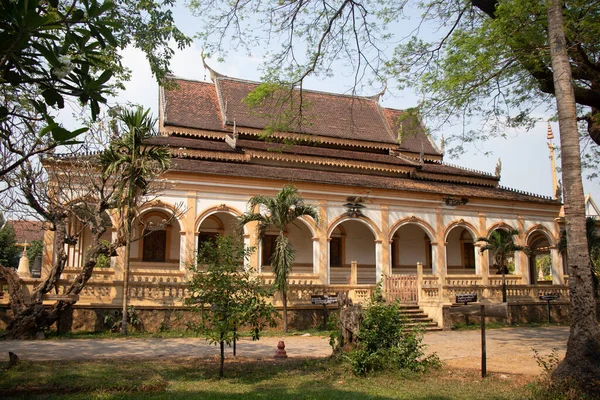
547 122 559 200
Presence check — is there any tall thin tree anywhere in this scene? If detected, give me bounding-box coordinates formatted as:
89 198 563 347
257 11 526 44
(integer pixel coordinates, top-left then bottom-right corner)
547 0 600 390
100 108 170 335
238 185 319 332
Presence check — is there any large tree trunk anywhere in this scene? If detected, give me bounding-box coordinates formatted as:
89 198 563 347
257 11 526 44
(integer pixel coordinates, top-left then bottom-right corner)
1 217 118 339
547 0 600 394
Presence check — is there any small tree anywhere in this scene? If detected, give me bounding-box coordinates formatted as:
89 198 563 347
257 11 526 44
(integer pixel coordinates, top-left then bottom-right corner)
187 235 278 378
238 184 319 332
477 229 527 303
0 215 20 269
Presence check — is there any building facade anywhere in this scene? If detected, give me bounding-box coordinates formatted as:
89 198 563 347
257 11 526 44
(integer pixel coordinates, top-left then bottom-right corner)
26 69 570 328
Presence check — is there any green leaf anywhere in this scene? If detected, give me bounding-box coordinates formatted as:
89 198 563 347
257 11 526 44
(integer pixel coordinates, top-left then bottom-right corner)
31 42 61 67
51 125 88 142
41 89 62 107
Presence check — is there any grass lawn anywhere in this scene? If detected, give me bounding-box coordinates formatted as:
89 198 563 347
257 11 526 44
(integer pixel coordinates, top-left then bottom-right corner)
0 357 549 400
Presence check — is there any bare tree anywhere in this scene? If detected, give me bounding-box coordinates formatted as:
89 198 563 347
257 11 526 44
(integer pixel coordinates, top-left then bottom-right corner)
0 111 176 339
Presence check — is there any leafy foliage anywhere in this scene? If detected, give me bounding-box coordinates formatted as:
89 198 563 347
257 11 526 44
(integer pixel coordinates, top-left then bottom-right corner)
346 300 440 376
103 306 142 333
187 235 279 377
0 0 190 177
26 239 44 263
0 216 20 268
238 184 320 332
189 0 600 175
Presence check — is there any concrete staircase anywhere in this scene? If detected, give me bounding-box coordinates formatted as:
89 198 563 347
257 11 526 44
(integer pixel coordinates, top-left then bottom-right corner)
398 304 443 332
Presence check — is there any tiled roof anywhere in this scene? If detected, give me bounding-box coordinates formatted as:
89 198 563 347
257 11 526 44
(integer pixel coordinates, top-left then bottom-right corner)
383 109 440 155
162 76 442 156
8 220 44 243
216 78 398 144
163 78 223 131
170 159 555 204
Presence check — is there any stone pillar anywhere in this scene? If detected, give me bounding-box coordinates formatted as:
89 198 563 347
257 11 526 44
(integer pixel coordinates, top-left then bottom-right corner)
380 205 391 277
375 240 383 282
516 217 528 283
435 209 446 282
431 243 439 275
350 260 358 285
474 243 483 275
416 262 423 302
318 200 328 285
478 212 489 285
243 234 251 271
184 191 197 268
550 247 565 284
247 220 259 271
312 237 319 275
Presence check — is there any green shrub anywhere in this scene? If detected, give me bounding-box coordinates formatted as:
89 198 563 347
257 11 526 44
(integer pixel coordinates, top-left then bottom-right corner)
346 300 440 375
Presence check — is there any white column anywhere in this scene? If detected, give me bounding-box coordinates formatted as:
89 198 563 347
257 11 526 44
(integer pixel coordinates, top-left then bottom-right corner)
431 243 439 275
474 243 482 275
179 232 186 271
513 251 522 276
257 240 262 273
326 239 331 285
243 234 251 271
375 240 383 282
551 248 565 284
312 237 319 275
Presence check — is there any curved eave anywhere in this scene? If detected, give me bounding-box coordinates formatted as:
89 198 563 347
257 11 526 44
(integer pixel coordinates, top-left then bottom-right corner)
244 149 414 175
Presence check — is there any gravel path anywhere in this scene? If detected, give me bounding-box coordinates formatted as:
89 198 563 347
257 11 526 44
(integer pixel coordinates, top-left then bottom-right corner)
0 326 569 376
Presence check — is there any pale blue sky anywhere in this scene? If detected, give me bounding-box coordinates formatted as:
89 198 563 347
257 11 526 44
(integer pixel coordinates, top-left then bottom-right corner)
110 2 600 204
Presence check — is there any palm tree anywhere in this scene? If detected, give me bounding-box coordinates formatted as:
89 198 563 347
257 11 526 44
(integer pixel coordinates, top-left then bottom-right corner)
238 185 319 332
477 229 527 303
100 107 170 335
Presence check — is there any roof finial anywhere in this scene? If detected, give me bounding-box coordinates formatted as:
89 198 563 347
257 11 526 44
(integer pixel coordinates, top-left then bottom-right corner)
201 51 224 82
440 134 445 155
370 80 388 102
547 121 554 140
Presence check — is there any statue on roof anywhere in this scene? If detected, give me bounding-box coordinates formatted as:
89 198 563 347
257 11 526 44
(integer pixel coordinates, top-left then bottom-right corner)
495 157 502 177
556 180 563 202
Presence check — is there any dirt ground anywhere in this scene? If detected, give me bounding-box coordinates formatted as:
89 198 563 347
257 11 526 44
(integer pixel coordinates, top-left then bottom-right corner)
0 326 569 376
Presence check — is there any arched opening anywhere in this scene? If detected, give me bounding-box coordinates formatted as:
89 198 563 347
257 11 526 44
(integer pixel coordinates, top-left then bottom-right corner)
329 220 377 284
527 230 552 284
390 224 433 274
65 206 112 268
446 227 477 275
260 219 314 275
130 210 181 266
197 212 239 250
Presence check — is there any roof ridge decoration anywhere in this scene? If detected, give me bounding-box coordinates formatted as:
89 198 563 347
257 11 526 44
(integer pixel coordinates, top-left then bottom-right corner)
440 161 495 178
366 81 387 102
202 54 226 82
498 185 554 200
